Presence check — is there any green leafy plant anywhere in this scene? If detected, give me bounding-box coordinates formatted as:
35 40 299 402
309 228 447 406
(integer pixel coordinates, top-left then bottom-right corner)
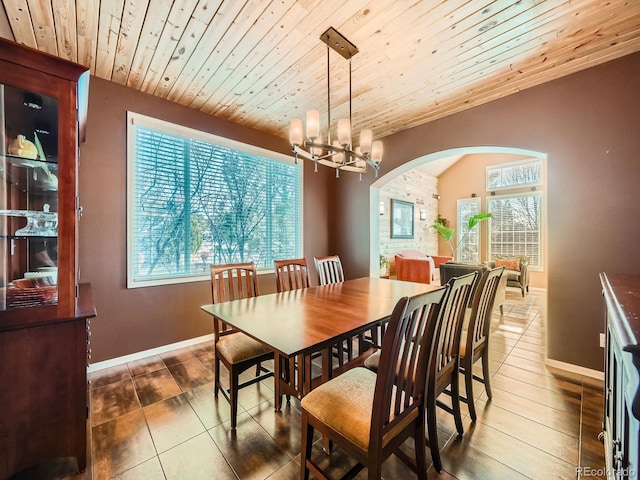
379 254 390 271
432 212 492 259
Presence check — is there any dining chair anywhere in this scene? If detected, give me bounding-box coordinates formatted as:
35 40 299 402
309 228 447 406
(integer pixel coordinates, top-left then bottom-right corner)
210 262 274 430
314 255 345 285
274 258 310 292
273 258 313 407
426 271 476 472
313 255 356 364
300 286 447 480
459 266 504 421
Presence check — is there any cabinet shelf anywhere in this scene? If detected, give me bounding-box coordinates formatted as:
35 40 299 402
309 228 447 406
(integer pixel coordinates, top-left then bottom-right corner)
2 154 59 194
3 154 58 167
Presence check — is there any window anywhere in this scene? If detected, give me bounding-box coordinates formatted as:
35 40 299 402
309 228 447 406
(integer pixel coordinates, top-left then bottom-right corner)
487 192 542 269
457 198 481 263
486 158 542 191
127 112 303 288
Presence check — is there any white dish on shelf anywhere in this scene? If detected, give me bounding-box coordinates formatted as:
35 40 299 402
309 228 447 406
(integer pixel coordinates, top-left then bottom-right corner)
24 271 57 284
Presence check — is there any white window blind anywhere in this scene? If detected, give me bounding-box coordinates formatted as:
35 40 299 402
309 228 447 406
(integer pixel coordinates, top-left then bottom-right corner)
487 193 542 268
457 198 481 263
127 113 302 288
486 158 542 191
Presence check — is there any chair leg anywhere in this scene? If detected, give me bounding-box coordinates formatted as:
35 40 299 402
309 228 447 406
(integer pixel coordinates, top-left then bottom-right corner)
450 370 464 436
414 411 428 480
426 394 442 472
521 286 525 297
499 304 504 315
300 411 314 480
367 461 382 480
464 362 477 422
230 369 239 430
482 352 493 400
214 356 220 397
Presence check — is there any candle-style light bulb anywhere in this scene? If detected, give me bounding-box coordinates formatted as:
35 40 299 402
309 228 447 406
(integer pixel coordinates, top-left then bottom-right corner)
359 129 372 154
306 110 319 140
289 118 303 146
337 119 351 146
371 140 383 163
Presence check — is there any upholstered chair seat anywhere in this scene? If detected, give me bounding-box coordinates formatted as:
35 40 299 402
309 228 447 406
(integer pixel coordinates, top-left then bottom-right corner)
216 332 273 363
301 367 376 450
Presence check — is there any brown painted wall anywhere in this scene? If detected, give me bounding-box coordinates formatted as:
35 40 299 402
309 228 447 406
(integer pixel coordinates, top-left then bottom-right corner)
80 77 332 362
332 51 640 371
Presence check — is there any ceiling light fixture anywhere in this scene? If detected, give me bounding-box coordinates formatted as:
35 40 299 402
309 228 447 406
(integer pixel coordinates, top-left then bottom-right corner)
289 27 382 179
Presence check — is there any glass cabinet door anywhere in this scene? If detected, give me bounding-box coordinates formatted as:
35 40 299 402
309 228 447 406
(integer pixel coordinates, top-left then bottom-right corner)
0 84 59 309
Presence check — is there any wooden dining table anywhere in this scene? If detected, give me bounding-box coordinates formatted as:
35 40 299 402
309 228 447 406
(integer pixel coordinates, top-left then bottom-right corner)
201 276 443 410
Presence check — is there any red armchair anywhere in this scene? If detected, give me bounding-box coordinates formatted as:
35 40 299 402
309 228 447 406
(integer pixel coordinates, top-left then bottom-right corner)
394 250 453 284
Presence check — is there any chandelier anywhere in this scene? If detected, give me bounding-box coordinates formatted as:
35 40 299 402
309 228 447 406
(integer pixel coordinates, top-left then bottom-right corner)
289 27 383 178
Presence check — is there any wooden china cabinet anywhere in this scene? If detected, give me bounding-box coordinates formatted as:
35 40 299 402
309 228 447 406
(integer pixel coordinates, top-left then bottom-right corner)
0 38 96 478
600 273 640 480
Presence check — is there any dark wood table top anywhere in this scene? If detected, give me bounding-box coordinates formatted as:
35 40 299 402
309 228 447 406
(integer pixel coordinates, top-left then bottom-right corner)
201 277 443 357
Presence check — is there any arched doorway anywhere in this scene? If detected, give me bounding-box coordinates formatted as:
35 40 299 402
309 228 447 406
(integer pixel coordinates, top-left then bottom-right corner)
369 146 547 279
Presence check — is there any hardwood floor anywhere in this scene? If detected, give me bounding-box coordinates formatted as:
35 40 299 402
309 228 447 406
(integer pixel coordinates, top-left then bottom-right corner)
14 289 606 479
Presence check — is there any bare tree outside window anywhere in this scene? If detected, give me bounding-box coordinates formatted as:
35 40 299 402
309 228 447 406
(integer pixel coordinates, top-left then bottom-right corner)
128 116 302 287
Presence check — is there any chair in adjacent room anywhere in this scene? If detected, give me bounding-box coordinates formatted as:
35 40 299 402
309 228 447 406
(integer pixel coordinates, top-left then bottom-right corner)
425 271 476 472
300 286 447 480
459 266 504 421
210 262 274 430
486 254 529 297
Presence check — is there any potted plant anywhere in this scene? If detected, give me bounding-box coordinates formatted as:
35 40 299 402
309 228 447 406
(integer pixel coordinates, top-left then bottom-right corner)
379 254 390 277
432 212 491 260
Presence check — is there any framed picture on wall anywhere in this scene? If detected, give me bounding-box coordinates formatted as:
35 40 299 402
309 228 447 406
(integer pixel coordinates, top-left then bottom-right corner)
391 199 414 239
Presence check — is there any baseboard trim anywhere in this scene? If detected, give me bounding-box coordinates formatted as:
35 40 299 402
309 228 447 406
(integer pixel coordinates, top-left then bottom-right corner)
87 333 215 374
545 358 604 381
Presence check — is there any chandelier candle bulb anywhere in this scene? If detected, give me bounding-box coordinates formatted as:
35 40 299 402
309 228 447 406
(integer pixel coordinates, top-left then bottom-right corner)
371 141 383 163
289 119 303 146
337 119 351 146
306 110 320 140
360 129 372 153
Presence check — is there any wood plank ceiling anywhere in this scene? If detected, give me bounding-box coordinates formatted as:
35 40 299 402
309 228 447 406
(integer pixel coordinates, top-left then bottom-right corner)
2 0 640 141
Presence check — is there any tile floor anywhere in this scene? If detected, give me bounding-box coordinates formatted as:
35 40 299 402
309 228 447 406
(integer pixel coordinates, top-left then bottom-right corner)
16 289 606 479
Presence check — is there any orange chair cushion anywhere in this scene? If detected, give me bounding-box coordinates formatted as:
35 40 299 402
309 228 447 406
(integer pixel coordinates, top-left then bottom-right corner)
216 332 272 363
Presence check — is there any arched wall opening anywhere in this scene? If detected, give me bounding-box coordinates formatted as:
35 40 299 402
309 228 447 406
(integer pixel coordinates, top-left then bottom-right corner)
369 145 547 279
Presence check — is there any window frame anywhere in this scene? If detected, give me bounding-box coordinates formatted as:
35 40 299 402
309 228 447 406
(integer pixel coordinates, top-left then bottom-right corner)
485 157 543 192
486 191 543 271
126 111 304 288
457 197 482 263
